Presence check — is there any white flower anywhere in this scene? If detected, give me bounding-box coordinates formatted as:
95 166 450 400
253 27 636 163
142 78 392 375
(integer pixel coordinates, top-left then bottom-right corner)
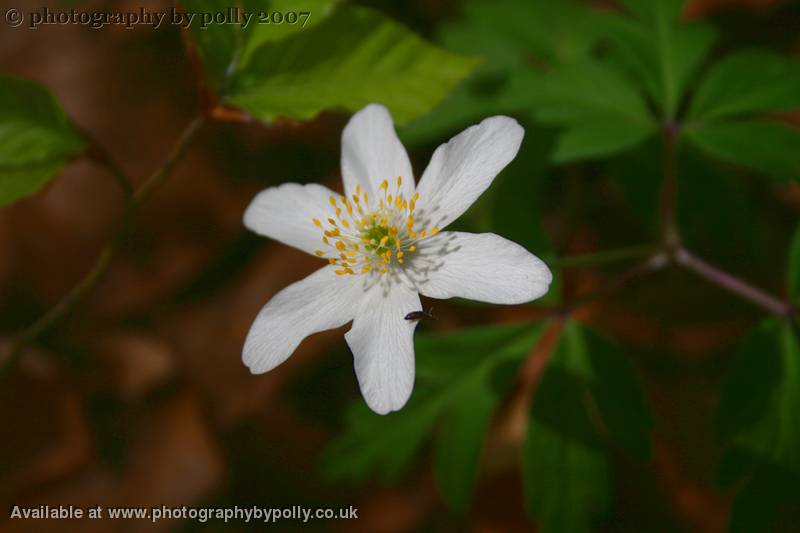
242 104 552 414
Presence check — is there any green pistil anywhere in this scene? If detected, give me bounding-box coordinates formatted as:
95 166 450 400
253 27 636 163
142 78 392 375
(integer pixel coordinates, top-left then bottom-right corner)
362 224 395 254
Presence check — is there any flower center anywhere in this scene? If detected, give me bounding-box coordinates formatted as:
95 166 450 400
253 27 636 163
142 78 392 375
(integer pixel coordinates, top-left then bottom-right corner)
311 177 438 276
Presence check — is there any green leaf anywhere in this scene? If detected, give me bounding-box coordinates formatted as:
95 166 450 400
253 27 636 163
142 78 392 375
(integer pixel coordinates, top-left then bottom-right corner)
322 322 546 512
552 119 656 163
717 320 800 474
600 6 716 118
183 0 242 91
432 385 495 512
688 49 800 122
616 0 686 23
184 0 338 93
516 63 652 126
686 120 800 181
443 0 605 67
716 321 800 531
789 226 800 302
226 6 478 125
725 462 800 533
238 0 339 52
400 0 609 147
488 127 555 257
523 321 652 532
0 75 85 206
507 62 657 162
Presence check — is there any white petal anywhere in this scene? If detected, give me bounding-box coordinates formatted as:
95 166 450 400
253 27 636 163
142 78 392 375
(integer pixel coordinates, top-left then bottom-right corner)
243 266 362 374
244 182 338 255
345 283 420 415
414 116 524 230
412 232 552 305
341 104 415 201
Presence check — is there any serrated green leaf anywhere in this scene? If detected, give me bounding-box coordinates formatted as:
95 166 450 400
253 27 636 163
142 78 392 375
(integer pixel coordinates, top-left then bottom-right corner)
688 49 800 122
322 322 545 512
515 63 652 126
184 0 338 93
488 128 555 259
789 226 800 302
400 0 610 147
226 6 478 125
237 0 340 66
726 463 800 533
523 321 652 532
443 0 605 67
432 386 495 512
0 75 85 206
552 119 656 163
716 320 800 474
716 321 800 531
686 120 800 181
600 7 716 118
616 0 686 24
183 0 242 91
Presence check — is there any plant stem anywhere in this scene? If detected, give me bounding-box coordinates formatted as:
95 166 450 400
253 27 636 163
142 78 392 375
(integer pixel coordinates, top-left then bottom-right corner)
674 248 795 318
82 127 134 200
4 116 206 368
659 121 681 248
552 243 662 269
560 253 670 315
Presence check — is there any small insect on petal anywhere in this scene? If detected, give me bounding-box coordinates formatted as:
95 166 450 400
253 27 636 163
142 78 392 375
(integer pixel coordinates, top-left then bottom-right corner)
404 308 435 321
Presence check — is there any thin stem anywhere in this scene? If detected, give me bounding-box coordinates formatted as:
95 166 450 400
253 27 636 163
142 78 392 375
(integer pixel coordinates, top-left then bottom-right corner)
551 243 662 270
134 116 205 204
82 127 134 200
659 121 681 249
5 116 206 367
675 248 795 318
560 253 670 316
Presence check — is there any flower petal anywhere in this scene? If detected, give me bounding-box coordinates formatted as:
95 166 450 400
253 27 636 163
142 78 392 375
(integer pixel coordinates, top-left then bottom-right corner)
414 116 524 230
341 104 415 201
244 182 339 255
345 283 420 415
243 265 362 374
412 232 552 304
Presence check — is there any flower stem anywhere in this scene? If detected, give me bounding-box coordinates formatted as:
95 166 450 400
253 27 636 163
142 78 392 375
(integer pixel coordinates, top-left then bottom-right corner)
659 121 681 249
560 253 670 315
81 127 134 200
674 248 795 319
3 116 206 369
552 243 662 269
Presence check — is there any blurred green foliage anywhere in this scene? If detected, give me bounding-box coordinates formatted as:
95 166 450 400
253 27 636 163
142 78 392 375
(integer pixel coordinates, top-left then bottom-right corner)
524 321 652 532
790 226 800 303
0 75 85 206
716 320 800 532
322 322 546 512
